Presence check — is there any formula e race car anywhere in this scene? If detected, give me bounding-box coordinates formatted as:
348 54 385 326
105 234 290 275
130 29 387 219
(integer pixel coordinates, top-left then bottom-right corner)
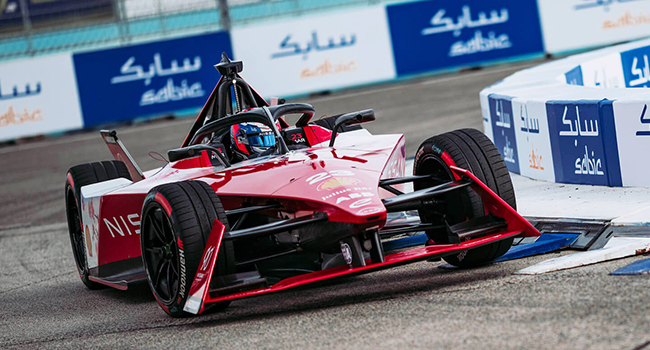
65 54 539 317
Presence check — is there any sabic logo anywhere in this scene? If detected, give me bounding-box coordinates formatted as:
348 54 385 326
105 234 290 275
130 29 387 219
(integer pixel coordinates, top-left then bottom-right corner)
636 105 649 136
574 145 604 176
529 144 544 170
520 105 539 135
495 100 511 128
0 106 43 128
558 105 599 139
502 135 515 163
629 54 650 88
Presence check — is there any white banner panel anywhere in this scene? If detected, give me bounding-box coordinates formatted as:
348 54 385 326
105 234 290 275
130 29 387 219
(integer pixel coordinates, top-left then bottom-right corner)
231 6 396 97
580 53 626 88
513 99 556 182
0 54 83 141
612 101 650 187
538 0 650 54
479 91 493 141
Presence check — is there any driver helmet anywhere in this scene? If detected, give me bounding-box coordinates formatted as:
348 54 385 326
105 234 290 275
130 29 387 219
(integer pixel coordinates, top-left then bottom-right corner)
230 122 276 156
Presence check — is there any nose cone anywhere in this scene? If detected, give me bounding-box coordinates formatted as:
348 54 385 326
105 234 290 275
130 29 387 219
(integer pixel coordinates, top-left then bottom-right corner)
273 164 386 223
315 176 362 192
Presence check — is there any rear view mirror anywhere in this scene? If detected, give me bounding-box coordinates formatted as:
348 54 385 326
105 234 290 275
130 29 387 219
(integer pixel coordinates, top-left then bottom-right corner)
329 109 375 147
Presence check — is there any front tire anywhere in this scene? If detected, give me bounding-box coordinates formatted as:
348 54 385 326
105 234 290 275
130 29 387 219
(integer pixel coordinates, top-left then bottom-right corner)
65 161 132 289
141 180 234 317
414 128 516 267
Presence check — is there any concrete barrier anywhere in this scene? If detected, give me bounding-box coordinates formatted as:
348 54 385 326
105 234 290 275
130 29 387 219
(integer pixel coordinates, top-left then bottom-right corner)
481 38 650 187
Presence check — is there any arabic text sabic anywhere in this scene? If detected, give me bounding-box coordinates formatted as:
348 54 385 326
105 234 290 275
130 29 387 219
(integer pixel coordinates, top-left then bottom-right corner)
0 106 43 128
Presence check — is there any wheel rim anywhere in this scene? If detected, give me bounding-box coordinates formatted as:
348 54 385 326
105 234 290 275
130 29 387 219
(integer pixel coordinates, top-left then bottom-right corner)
142 204 180 304
66 188 87 274
414 156 453 189
414 154 475 245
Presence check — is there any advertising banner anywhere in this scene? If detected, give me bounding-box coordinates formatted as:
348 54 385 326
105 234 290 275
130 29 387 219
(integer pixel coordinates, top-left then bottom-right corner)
546 100 622 186
488 94 520 174
612 101 650 186
538 0 650 54
512 99 556 182
386 0 544 76
620 45 650 88
0 53 83 141
565 66 584 86
580 52 626 88
73 31 232 127
230 6 396 97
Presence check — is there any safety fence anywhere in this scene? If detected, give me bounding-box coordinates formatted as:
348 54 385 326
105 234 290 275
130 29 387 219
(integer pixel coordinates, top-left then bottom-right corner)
0 0 382 60
1 0 649 145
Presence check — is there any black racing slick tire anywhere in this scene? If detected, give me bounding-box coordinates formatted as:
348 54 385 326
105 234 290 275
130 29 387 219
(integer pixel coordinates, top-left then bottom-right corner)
140 180 234 317
65 161 132 289
413 128 516 267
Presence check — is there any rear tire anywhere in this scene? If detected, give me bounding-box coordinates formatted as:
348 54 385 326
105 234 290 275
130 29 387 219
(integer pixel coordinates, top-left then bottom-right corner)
140 180 234 317
414 128 516 267
65 161 132 289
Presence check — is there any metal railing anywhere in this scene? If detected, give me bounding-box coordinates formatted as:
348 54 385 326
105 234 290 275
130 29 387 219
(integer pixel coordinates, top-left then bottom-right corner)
0 0 387 61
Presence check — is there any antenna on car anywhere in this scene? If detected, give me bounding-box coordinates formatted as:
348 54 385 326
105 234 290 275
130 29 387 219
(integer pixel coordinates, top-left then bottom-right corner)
214 53 246 113
214 52 243 79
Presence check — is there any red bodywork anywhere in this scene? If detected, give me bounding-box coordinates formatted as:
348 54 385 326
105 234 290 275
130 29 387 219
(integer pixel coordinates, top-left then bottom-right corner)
79 73 540 314
86 133 538 313
91 131 402 269
183 165 538 314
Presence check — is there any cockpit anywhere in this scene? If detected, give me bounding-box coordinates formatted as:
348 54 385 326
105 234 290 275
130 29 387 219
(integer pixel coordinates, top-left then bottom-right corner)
169 53 373 167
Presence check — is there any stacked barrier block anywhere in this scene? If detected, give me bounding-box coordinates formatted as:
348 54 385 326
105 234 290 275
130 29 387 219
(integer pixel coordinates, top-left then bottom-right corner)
481 38 650 187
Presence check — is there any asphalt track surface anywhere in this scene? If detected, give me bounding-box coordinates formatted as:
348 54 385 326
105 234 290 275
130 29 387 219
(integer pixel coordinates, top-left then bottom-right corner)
1 61 649 349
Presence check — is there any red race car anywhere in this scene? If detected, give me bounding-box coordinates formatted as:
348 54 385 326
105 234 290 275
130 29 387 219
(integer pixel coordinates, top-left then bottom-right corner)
65 54 539 317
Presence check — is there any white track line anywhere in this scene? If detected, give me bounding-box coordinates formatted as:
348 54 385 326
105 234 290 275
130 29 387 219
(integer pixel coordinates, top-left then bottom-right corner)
515 237 650 275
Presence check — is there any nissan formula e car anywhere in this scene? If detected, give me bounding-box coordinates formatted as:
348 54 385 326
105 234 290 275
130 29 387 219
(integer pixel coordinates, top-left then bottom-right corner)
65 54 539 317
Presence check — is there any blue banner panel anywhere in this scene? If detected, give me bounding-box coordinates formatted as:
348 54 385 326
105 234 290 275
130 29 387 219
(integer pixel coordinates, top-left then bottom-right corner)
598 100 622 187
488 94 520 173
610 258 650 275
621 46 650 88
546 100 622 186
495 233 579 262
386 0 544 76
74 32 232 127
565 66 584 86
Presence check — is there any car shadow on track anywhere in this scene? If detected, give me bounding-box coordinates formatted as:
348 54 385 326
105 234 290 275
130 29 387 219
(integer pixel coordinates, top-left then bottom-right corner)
89 258 505 310
185 261 509 328
97 281 156 304
3 259 507 326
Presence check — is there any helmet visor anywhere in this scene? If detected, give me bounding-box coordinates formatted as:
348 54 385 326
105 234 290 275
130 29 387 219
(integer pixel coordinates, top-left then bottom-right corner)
247 133 275 147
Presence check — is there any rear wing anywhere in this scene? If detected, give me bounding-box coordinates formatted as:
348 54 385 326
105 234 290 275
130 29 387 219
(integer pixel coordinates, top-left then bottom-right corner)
100 130 145 182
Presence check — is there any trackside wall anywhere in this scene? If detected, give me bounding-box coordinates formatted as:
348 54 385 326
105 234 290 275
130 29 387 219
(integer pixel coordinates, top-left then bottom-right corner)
481 38 650 187
0 0 649 142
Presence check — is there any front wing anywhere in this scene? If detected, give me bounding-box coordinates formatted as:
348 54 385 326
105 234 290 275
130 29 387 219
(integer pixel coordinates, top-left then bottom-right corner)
183 165 540 315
